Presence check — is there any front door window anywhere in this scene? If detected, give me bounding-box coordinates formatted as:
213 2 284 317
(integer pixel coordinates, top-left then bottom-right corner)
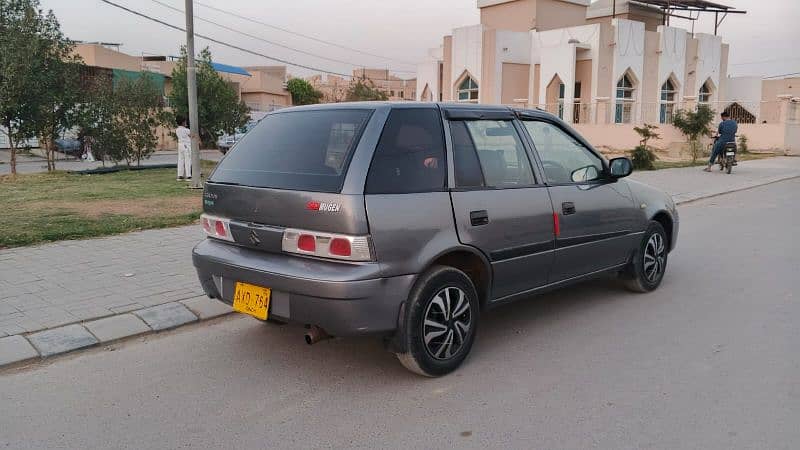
522 121 603 184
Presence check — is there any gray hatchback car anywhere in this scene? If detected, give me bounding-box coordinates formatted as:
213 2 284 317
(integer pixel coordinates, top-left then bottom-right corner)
193 102 678 376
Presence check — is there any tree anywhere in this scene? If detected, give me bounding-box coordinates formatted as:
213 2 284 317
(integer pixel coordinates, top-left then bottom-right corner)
346 79 388 102
115 74 169 165
37 57 83 171
168 47 249 147
630 123 660 170
286 78 322 105
80 73 167 165
672 105 715 163
0 0 77 176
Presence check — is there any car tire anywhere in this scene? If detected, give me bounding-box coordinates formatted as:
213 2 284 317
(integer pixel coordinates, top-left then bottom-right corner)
622 221 668 293
396 266 479 377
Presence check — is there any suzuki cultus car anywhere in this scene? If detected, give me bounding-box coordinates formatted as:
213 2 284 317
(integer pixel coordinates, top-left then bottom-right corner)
193 103 678 376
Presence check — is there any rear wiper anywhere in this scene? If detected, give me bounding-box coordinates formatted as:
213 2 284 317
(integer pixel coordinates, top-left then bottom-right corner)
207 180 242 186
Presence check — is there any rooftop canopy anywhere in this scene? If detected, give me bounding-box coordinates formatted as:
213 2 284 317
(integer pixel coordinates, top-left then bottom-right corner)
632 0 746 14
626 0 746 34
210 62 251 77
629 0 745 13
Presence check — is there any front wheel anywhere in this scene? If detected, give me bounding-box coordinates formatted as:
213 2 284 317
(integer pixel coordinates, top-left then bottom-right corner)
396 266 479 377
622 221 669 293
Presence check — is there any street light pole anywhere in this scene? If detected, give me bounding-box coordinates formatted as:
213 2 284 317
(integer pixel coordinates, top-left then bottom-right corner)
185 0 202 189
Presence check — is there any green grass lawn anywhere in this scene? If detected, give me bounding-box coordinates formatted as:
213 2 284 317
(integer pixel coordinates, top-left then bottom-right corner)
0 167 208 248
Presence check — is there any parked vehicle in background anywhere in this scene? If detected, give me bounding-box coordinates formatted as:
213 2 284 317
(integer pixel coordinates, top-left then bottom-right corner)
217 112 268 155
54 138 82 159
193 102 679 377
217 121 258 155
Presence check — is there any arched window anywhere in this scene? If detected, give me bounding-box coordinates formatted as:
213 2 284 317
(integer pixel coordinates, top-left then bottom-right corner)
659 79 677 124
615 73 635 123
699 80 713 104
457 76 479 103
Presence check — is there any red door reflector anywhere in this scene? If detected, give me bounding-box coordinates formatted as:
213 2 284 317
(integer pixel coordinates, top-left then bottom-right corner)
553 212 560 237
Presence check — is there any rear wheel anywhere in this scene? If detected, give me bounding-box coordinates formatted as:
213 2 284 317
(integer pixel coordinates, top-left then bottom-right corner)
726 158 733 174
622 221 668 293
396 266 479 377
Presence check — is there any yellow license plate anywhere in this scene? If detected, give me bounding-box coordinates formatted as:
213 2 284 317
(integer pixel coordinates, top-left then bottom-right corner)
232 282 271 320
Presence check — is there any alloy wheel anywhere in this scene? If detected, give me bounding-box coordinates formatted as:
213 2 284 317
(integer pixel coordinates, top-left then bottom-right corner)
644 233 666 282
422 287 472 360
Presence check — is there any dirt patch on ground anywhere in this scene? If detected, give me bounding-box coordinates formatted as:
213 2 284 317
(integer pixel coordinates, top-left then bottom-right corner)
28 197 201 218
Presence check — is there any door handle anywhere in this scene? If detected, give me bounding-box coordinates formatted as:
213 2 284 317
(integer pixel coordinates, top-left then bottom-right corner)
562 202 576 215
470 210 489 226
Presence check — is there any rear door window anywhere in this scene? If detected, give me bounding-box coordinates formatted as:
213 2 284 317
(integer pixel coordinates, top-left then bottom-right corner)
210 109 372 192
450 120 536 188
365 109 446 194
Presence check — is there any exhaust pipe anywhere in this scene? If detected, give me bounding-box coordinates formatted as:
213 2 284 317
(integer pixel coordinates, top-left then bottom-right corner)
304 325 331 345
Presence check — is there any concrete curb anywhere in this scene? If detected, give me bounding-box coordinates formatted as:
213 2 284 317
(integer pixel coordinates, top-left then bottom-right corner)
0 297 232 370
1 174 798 371
672 174 800 205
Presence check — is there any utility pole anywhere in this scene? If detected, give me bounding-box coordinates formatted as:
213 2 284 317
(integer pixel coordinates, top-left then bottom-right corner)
185 0 202 189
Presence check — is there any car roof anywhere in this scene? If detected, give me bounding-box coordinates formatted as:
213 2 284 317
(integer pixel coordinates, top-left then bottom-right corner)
270 101 559 121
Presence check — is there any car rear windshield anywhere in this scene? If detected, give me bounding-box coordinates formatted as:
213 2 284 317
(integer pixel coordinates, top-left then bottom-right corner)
209 109 372 192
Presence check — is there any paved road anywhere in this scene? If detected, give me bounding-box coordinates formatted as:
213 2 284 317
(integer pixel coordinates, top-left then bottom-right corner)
2 179 798 449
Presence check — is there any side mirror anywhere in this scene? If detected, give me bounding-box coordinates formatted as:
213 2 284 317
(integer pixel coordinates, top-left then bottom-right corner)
570 165 600 183
609 157 633 178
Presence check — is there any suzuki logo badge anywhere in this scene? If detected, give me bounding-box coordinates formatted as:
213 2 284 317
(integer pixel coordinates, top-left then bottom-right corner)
248 229 260 246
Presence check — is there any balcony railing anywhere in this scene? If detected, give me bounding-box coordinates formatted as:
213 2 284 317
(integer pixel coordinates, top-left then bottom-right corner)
506 100 782 125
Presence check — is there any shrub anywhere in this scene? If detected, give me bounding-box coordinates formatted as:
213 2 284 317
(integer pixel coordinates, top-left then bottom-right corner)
672 105 715 163
630 123 660 170
630 145 657 170
738 134 749 154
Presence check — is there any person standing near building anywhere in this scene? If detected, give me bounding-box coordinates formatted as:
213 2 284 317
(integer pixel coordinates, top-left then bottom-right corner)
175 118 192 181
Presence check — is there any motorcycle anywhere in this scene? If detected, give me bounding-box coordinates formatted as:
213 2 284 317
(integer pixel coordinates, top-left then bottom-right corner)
710 135 737 174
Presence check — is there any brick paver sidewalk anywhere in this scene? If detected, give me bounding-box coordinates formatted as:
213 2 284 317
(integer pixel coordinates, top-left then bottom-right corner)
0 156 798 366
0 226 204 336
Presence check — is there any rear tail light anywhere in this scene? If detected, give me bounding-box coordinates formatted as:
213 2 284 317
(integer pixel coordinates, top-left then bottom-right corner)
200 213 233 242
297 234 316 252
282 229 372 262
329 238 351 257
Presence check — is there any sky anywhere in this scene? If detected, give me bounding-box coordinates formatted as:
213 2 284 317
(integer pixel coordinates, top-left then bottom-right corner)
40 0 800 80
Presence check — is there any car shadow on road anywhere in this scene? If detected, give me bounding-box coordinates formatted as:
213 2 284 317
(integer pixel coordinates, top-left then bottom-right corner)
219 275 644 381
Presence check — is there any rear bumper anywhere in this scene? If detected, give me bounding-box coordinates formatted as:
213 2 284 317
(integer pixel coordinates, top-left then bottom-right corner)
192 239 414 336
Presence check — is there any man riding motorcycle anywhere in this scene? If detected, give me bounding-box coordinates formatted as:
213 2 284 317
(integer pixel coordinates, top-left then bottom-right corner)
704 111 737 172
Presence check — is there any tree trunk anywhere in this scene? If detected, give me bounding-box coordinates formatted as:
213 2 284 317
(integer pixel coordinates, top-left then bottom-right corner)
9 137 17 176
48 138 57 172
4 120 17 176
45 126 54 171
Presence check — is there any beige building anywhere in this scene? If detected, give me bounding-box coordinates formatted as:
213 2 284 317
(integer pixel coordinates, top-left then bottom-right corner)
416 0 799 154
74 43 292 111
66 43 291 149
308 74 351 103
309 69 416 103
240 66 292 112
